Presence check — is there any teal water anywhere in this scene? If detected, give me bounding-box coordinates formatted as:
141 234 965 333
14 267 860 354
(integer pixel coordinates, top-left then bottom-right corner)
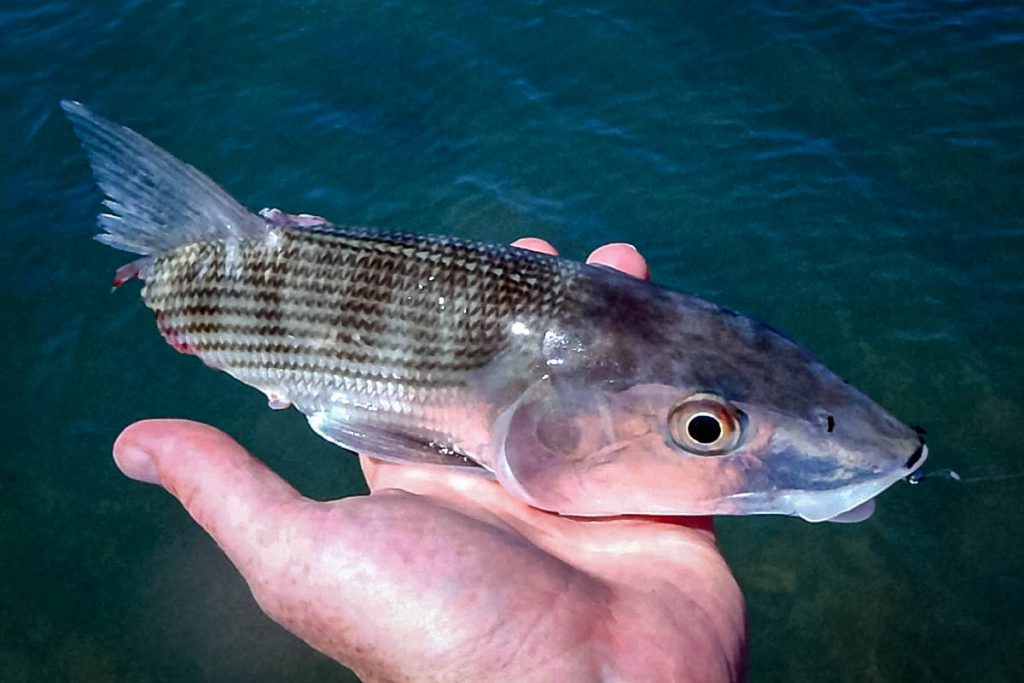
3 1 1023 680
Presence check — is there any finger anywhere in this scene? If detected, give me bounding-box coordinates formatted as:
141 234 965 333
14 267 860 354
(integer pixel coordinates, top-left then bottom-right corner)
113 419 305 569
587 242 649 280
511 236 558 255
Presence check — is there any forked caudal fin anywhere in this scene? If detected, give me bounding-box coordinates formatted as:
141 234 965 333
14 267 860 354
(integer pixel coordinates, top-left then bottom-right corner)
61 100 267 256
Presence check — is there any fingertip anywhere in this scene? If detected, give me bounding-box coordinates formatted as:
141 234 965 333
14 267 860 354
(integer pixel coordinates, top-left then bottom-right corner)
113 438 162 485
113 419 202 484
113 419 234 485
511 237 558 255
587 243 649 279
112 418 301 508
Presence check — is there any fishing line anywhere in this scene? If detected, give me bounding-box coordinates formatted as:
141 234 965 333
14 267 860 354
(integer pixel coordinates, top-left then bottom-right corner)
906 468 1024 485
951 472 1024 484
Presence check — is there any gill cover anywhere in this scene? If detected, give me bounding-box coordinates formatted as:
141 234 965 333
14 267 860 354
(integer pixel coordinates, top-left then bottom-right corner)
493 378 741 517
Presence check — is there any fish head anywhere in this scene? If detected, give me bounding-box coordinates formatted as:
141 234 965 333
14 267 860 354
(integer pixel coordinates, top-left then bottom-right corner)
494 294 926 522
719 367 928 522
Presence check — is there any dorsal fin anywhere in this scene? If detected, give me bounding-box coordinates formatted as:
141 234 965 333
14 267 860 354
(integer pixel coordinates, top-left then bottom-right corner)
62 100 267 255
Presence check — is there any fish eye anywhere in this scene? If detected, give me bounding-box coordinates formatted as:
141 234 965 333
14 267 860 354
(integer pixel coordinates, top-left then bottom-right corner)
687 413 722 444
668 394 743 455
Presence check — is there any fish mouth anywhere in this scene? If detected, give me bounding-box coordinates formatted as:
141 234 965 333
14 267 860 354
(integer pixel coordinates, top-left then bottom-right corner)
720 443 929 522
794 443 930 522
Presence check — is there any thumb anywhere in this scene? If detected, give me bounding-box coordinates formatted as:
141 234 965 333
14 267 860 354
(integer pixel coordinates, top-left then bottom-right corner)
113 419 306 574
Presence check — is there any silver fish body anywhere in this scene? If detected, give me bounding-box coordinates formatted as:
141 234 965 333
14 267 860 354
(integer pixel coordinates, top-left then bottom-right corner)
143 224 578 468
64 101 927 522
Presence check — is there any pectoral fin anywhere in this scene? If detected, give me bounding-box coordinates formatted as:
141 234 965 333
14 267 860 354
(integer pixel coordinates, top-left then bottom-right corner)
307 408 485 470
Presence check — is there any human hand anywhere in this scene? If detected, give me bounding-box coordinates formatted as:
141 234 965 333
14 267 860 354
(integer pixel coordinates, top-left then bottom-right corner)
112 241 748 682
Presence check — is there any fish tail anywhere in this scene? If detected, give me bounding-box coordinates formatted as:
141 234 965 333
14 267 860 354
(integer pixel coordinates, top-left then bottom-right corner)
61 100 267 256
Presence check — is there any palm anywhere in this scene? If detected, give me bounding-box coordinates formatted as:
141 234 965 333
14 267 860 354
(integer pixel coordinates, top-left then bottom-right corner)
111 242 747 682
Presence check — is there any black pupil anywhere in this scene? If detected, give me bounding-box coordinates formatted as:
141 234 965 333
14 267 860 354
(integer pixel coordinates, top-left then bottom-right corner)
687 414 722 444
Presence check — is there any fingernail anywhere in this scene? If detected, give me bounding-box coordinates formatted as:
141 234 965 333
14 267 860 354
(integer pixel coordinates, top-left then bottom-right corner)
114 444 162 485
599 242 637 251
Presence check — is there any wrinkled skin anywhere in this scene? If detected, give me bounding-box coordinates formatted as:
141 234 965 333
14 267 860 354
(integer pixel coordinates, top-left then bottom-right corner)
112 241 748 683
